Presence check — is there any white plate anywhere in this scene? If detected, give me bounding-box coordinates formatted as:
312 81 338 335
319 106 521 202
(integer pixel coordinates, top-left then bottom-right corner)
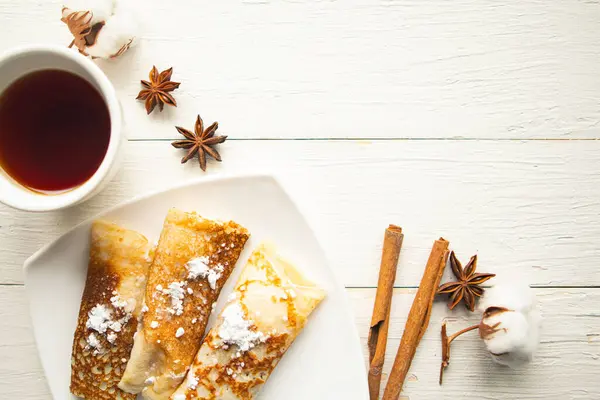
24 174 368 400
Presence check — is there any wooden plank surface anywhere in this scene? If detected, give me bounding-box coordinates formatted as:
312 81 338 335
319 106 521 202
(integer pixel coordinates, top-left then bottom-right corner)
1 0 600 398
1 285 598 399
1 140 599 287
1 0 599 139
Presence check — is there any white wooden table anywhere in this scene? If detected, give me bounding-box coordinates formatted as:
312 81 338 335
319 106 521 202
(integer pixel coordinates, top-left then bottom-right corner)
2 1 600 398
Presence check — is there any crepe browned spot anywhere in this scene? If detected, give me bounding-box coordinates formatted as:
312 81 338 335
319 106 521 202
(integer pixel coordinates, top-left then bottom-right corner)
70 220 153 400
119 208 250 400
171 243 325 400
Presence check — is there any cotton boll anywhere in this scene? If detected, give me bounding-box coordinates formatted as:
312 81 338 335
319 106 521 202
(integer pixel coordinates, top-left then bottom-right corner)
86 11 138 58
63 0 114 25
112 0 137 15
478 282 541 368
480 309 533 367
478 280 536 315
61 0 138 59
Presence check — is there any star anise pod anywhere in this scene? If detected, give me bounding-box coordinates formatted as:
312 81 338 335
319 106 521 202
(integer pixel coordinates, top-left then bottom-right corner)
437 251 495 312
172 115 227 171
136 66 180 114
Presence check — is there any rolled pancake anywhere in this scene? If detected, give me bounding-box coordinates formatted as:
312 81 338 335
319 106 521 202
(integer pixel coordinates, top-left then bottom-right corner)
171 243 326 400
119 209 250 400
70 220 153 400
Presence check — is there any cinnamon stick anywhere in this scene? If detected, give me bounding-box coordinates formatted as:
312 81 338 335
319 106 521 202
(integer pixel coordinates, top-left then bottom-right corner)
382 238 450 400
368 225 404 400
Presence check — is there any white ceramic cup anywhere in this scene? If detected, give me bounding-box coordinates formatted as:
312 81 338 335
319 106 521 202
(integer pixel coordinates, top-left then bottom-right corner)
0 45 123 211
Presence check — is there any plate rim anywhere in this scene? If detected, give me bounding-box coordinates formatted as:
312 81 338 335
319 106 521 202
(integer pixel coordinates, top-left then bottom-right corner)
22 173 369 398
23 174 281 274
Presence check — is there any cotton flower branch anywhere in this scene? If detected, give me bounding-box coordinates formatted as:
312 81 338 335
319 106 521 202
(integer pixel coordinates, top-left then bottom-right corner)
439 282 541 384
439 321 479 385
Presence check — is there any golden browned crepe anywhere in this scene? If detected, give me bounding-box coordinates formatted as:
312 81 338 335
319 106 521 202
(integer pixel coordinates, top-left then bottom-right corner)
71 220 153 400
119 208 250 400
171 243 325 400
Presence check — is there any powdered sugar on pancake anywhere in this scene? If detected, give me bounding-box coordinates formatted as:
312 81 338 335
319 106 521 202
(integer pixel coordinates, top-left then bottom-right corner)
217 302 267 352
186 256 224 290
85 292 134 352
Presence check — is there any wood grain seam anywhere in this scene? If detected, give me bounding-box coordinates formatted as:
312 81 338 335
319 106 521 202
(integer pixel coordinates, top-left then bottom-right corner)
127 138 600 142
4 283 600 289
